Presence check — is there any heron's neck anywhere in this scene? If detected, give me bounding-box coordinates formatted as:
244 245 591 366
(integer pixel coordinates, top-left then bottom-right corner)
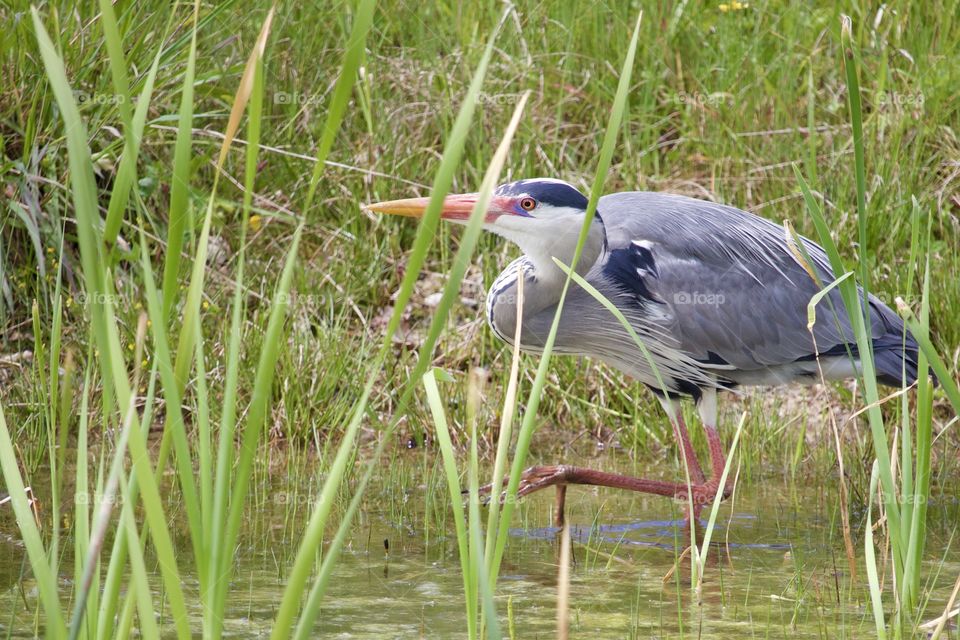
495 215 606 295
484 216 605 348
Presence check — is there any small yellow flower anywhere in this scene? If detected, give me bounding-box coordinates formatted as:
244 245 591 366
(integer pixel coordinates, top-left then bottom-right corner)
249 215 262 231
720 0 748 11
202 300 210 310
127 343 135 351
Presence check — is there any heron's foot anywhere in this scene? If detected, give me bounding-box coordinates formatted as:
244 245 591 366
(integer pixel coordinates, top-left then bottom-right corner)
513 465 574 497
476 465 574 505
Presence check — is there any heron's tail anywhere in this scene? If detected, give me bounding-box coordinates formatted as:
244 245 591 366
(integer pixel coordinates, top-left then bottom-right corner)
868 296 931 387
873 338 921 387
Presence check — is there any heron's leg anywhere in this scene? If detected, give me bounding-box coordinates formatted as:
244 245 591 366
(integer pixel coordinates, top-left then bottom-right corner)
477 396 729 528
676 424 731 533
492 465 689 500
478 465 697 529
671 413 706 486
477 464 733 532
555 485 567 529
693 424 732 518
696 390 731 493
703 425 727 482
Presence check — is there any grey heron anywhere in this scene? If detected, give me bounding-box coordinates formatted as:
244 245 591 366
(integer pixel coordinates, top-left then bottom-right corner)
368 178 921 526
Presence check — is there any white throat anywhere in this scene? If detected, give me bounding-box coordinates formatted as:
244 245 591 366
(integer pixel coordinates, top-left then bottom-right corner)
489 210 605 282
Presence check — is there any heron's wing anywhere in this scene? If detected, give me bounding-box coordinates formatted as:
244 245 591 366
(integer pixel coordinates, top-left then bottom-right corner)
595 192 914 383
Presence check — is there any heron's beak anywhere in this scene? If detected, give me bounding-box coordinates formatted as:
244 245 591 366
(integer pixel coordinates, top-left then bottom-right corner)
366 193 478 220
366 193 513 222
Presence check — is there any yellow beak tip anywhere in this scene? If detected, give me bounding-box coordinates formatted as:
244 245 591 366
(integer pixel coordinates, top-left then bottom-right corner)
364 198 428 218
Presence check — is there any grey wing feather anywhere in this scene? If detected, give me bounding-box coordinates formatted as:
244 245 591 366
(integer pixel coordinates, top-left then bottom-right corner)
596 192 918 386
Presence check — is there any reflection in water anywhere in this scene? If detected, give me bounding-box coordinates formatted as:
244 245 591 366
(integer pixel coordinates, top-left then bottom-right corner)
512 513 792 550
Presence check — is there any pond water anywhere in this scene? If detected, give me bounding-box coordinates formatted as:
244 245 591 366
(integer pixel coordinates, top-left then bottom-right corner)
1 452 958 638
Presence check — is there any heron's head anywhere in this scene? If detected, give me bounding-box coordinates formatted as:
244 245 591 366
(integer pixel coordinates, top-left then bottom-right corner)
368 178 604 277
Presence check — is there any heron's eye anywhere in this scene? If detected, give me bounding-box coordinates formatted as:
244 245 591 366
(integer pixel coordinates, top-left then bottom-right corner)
519 197 537 211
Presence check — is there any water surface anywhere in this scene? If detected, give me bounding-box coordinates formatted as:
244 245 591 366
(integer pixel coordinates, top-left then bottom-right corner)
1 452 958 638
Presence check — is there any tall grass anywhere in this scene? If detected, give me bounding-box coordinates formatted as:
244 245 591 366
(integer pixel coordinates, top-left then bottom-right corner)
415 12 645 637
270 8 514 638
792 15 960 638
420 87 531 640
0 1 388 637
2 1 542 636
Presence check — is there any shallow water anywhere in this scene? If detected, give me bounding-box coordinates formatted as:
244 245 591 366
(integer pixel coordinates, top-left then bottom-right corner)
2 452 959 638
